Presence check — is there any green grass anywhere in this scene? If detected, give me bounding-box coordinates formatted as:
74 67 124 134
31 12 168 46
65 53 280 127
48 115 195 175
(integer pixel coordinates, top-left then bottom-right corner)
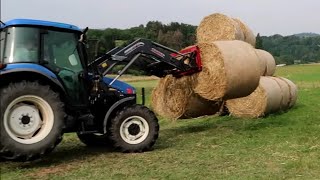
275 64 320 82
1 65 320 180
275 65 320 89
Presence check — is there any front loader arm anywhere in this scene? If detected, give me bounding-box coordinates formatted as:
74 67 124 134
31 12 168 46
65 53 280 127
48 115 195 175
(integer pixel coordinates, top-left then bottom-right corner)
88 38 202 78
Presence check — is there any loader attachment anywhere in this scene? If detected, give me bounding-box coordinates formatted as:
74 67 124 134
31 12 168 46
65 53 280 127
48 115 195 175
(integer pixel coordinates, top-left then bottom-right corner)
170 45 202 77
89 39 202 79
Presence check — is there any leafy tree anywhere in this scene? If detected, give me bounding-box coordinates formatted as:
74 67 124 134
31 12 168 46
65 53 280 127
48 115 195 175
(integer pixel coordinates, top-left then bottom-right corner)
261 34 320 64
255 33 263 49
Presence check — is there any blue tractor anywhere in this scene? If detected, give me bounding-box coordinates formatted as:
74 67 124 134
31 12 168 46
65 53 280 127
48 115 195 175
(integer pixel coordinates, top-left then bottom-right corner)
0 19 202 161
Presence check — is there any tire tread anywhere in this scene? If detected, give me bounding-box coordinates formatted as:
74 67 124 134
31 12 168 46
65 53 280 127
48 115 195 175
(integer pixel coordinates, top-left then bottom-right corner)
108 104 159 153
0 81 65 161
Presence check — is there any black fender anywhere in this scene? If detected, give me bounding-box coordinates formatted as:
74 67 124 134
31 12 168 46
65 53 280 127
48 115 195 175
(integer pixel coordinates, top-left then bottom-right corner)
103 96 135 133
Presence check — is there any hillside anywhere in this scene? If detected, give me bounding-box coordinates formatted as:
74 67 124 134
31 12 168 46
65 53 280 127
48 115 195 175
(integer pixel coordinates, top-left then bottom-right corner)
294 32 320 38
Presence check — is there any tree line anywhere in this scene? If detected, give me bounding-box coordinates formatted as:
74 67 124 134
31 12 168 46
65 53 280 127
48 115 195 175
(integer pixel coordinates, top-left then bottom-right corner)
256 33 320 64
87 21 320 65
86 21 196 61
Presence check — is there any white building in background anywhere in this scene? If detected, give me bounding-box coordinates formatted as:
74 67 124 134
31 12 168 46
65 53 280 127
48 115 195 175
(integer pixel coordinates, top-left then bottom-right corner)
276 64 286 67
294 60 302 64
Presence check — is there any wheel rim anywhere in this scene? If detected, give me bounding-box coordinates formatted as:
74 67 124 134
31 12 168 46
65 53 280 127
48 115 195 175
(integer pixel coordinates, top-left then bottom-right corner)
3 95 54 144
119 116 149 145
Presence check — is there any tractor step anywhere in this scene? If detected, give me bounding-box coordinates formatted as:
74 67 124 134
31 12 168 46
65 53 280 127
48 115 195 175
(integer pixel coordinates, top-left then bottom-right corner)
77 130 100 135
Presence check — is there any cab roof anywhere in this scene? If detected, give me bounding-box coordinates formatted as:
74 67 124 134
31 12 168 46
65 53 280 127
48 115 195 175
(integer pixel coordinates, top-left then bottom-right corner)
1 19 82 32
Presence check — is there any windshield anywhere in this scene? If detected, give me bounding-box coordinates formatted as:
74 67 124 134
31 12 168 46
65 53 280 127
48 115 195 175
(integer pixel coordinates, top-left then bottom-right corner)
3 27 40 63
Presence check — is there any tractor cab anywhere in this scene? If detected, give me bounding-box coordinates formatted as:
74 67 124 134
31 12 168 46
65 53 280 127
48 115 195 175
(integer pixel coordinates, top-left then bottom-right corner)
1 19 85 66
0 19 91 106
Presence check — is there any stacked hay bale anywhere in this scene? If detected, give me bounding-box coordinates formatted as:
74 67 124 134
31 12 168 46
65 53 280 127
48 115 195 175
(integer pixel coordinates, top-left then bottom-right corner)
224 51 297 118
196 13 245 43
280 77 298 108
196 13 256 47
151 13 297 119
196 13 275 77
151 75 223 119
193 41 261 101
152 40 262 119
232 18 256 47
255 49 276 76
226 77 298 118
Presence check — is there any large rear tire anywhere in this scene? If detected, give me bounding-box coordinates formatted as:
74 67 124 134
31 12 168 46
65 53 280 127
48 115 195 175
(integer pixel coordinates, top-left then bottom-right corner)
108 104 159 152
0 81 65 161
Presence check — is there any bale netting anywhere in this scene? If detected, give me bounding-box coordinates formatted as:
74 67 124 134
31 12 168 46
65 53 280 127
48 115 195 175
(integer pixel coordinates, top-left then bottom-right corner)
193 40 261 101
226 76 282 118
232 18 256 47
271 77 291 110
226 76 297 118
196 13 244 43
280 77 298 108
255 49 276 76
151 75 222 119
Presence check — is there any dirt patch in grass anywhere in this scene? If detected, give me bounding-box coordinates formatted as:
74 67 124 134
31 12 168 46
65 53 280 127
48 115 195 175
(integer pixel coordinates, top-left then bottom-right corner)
26 161 77 178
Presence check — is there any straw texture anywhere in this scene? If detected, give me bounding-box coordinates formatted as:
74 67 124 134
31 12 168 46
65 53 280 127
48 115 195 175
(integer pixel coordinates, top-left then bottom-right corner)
197 13 245 43
194 40 261 101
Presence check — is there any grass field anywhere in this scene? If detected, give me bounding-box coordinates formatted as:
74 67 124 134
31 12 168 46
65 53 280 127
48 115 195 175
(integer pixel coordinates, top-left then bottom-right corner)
1 65 320 180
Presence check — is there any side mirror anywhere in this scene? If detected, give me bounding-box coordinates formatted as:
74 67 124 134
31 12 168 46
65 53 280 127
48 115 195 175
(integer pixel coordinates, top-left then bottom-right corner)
68 54 78 66
79 27 88 43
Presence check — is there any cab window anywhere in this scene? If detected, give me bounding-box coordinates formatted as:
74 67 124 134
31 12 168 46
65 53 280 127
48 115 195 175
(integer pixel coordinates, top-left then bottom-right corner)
3 27 39 63
43 30 83 73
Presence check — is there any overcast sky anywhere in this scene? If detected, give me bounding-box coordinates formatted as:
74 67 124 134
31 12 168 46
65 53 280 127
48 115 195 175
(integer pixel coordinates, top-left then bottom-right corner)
1 0 319 36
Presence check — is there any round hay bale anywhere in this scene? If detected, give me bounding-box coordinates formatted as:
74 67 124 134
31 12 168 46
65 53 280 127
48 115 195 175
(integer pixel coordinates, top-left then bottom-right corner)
151 75 193 119
151 75 222 119
279 77 298 108
194 40 261 101
151 77 170 116
196 13 244 43
233 18 256 46
254 50 268 76
255 49 276 76
162 75 193 119
271 77 291 110
182 94 223 119
226 76 282 118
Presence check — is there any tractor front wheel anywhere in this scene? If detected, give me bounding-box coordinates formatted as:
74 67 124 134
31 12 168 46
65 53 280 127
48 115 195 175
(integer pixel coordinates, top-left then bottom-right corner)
109 104 159 152
0 81 65 161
